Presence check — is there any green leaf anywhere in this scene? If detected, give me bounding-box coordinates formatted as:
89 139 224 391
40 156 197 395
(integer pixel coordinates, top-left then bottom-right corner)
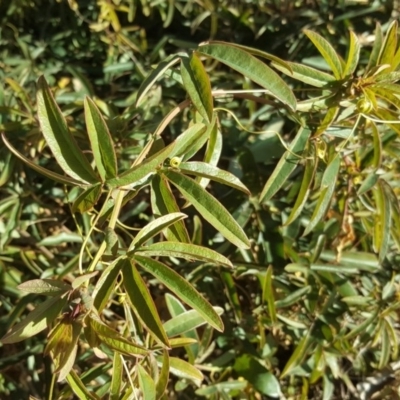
198 42 296 111
110 352 123 400
72 184 102 213
88 314 148 356
304 30 344 79
84 97 117 180
262 266 277 325
92 259 122 312
2 133 84 186
373 180 392 263
179 161 250 194
136 241 232 267
367 23 383 70
133 255 224 332
17 279 71 296
136 54 181 107
66 370 100 400
156 350 169 400
281 333 312 377
181 53 213 123
165 357 203 381
36 76 100 184
343 30 360 77
137 364 156 400
272 61 336 87
168 123 207 160
150 174 190 243
285 149 317 225
106 142 175 189
275 286 312 308
259 125 311 203
163 170 250 249
163 307 223 337
122 259 170 347
303 155 341 235
198 120 222 189
378 20 398 67
128 212 187 250
1 295 67 343
233 354 281 397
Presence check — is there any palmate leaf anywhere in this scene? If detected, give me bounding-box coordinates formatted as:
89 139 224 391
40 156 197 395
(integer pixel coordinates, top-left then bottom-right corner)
36 76 100 184
133 255 224 332
197 41 296 111
181 52 213 123
163 170 250 249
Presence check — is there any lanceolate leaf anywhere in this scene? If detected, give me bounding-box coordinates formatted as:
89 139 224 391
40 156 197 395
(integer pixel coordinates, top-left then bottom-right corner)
271 61 336 87
150 174 190 243
72 183 102 213
17 279 71 296
181 53 213 123
1 295 67 343
367 23 383 70
137 364 156 400
88 314 148 356
156 350 169 400
122 259 169 347
110 352 123 400
66 370 100 400
303 155 341 235
163 308 224 337
2 133 84 186
136 54 181 107
135 241 233 268
285 151 317 225
343 30 360 77
36 76 100 184
198 42 296 111
92 259 123 312
378 20 398 67
179 161 250 194
163 170 250 249
128 212 187 250
84 97 117 181
373 180 392 263
304 30 344 79
134 255 224 331
168 123 207 160
165 357 203 381
106 142 175 188
260 126 311 203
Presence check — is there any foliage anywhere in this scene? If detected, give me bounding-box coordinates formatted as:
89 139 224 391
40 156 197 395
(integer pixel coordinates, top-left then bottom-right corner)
1 1 400 399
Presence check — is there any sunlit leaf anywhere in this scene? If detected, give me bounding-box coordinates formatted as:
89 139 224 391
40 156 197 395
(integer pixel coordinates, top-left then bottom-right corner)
181 53 213 123
84 96 117 180
36 76 100 184
163 170 250 249
133 255 224 331
198 41 296 110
